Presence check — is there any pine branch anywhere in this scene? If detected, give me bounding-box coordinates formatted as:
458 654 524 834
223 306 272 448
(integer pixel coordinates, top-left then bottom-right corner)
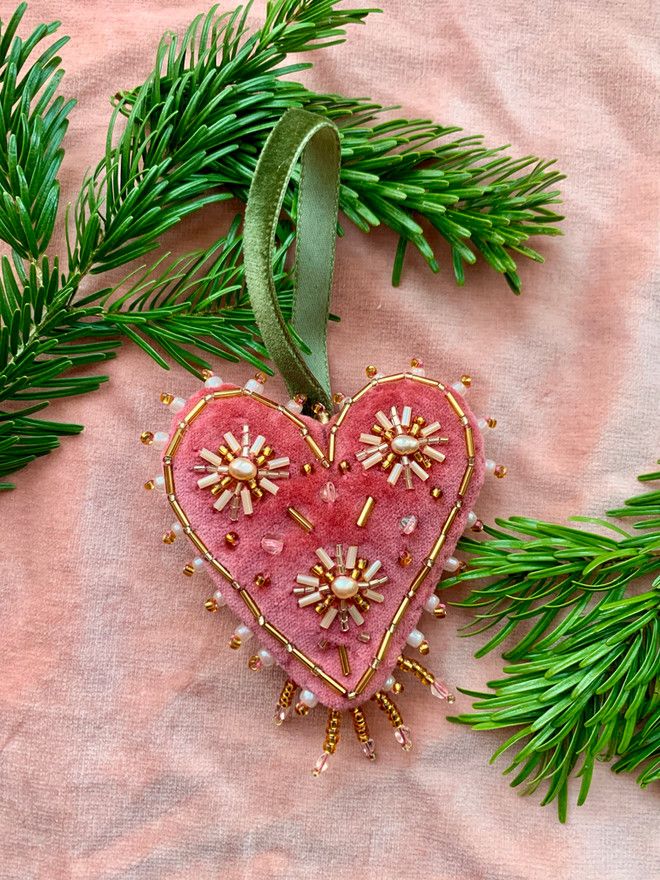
115 4 564 292
446 463 660 819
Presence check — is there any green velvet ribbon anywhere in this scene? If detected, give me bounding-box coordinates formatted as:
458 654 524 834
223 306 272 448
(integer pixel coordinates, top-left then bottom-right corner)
243 108 340 411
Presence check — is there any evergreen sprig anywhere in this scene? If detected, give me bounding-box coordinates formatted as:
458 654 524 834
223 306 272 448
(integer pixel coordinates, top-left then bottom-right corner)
445 464 660 820
0 0 564 488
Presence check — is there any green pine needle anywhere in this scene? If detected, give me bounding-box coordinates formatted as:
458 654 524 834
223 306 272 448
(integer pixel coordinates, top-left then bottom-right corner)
444 463 660 819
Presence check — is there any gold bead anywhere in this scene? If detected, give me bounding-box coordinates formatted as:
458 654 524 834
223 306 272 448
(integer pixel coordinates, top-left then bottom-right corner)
392 681 404 695
433 604 447 619
332 392 345 406
229 635 242 650
204 598 218 613
293 393 307 406
486 417 497 429
200 368 213 381
143 480 155 491
312 402 329 424
338 460 351 475
302 463 314 476
160 392 174 405
295 702 309 716
224 531 239 548
410 357 422 368
494 464 508 479
183 563 195 577
248 655 262 671
254 371 267 384
365 365 378 379
254 572 270 588
418 641 430 656
140 431 154 445
398 549 413 567
414 415 426 426
460 374 472 387
430 486 443 499
162 530 176 544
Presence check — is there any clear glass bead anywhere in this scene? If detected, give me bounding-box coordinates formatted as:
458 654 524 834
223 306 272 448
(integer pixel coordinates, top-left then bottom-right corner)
399 514 418 535
261 533 284 555
394 725 413 751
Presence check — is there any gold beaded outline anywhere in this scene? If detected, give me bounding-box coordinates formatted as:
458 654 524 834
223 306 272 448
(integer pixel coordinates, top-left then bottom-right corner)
162 374 475 701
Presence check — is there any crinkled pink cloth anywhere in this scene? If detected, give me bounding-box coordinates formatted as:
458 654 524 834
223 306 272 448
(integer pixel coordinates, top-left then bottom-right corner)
1 2 658 878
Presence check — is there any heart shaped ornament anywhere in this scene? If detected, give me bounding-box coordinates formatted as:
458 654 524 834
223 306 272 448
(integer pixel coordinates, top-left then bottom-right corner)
143 363 502 769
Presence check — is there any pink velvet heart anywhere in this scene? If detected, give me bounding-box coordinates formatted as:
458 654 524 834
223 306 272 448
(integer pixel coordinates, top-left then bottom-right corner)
163 372 485 710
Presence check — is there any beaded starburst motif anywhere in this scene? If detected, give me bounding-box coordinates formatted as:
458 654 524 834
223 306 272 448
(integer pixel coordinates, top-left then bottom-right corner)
195 422 290 520
355 405 448 488
294 544 388 632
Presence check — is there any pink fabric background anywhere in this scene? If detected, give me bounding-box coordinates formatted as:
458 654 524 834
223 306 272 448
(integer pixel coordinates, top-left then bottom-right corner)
2 1 658 878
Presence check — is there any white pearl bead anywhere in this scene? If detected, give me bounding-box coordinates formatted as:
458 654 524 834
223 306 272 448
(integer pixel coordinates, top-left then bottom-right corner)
406 628 424 649
444 556 460 573
466 511 477 528
235 625 253 641
204 375 223 388
485 459 496 476
258 649 274 667
244 379 264 394
410 366 426 376
452 381 467 395
425 594 440 613
172 521 183 534
153 431 168 446
384 675 395 691
193 557 204 569
154 475 165 491
170 396 186 413
212 590 226 607
478 418 488 431
286 399 303 414
300 689 318 708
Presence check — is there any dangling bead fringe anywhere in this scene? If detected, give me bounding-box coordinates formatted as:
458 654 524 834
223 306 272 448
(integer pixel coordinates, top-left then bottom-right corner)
396 655 455 703
274 679 296 726
372 691 412 751
351 706 376 761
312 709 341 776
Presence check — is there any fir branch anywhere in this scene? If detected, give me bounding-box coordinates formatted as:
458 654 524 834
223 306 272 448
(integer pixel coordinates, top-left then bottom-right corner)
116 4 564 292
446 464 660 819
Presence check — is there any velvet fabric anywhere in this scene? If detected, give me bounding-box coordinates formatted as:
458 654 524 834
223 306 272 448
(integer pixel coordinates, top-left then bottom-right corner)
169 377 484 709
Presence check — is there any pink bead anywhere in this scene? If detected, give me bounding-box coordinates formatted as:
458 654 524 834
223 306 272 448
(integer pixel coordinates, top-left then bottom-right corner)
431 679 452 701
362 739 377 761
312 752 331 777
319 481 337 503
261 533 284 555
394 725 413 752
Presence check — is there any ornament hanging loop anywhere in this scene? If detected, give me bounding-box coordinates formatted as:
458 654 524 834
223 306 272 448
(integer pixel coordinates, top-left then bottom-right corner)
243 109 340 412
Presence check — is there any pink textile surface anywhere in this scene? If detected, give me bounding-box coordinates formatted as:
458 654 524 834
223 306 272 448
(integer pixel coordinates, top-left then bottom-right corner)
1 1 658 878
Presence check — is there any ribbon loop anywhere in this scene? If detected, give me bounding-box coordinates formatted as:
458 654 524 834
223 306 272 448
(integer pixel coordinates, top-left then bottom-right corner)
243 108 340 410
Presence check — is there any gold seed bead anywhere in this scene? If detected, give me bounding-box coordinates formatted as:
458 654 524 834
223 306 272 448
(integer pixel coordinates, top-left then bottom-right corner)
433 604 447 619
295 702 309 717
224 531 239 548
160 392 174 405
183 563 195 577
373 691 404 728
204 598 218 613
418 641 430 656
391 681 404 695
253 572 270 588
397 656 434 687
460 374 472 387
351 707 370 742
365 365 378 378
494 464 508 479
140 431 154 445
312 402 329 424
302 463 314 476
430 486 443 499
278 679 296 710
398 549 413 567
323 709 342 755
293 393 307 406
332 392 345 406
414 415 426 426
248 655 262 671
200 368 213 381
338 460 351 475
162 530 176 544
486 417 497 429
410 357 422 368
254 371 267 384
143 480 156 491
229 635 242 650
